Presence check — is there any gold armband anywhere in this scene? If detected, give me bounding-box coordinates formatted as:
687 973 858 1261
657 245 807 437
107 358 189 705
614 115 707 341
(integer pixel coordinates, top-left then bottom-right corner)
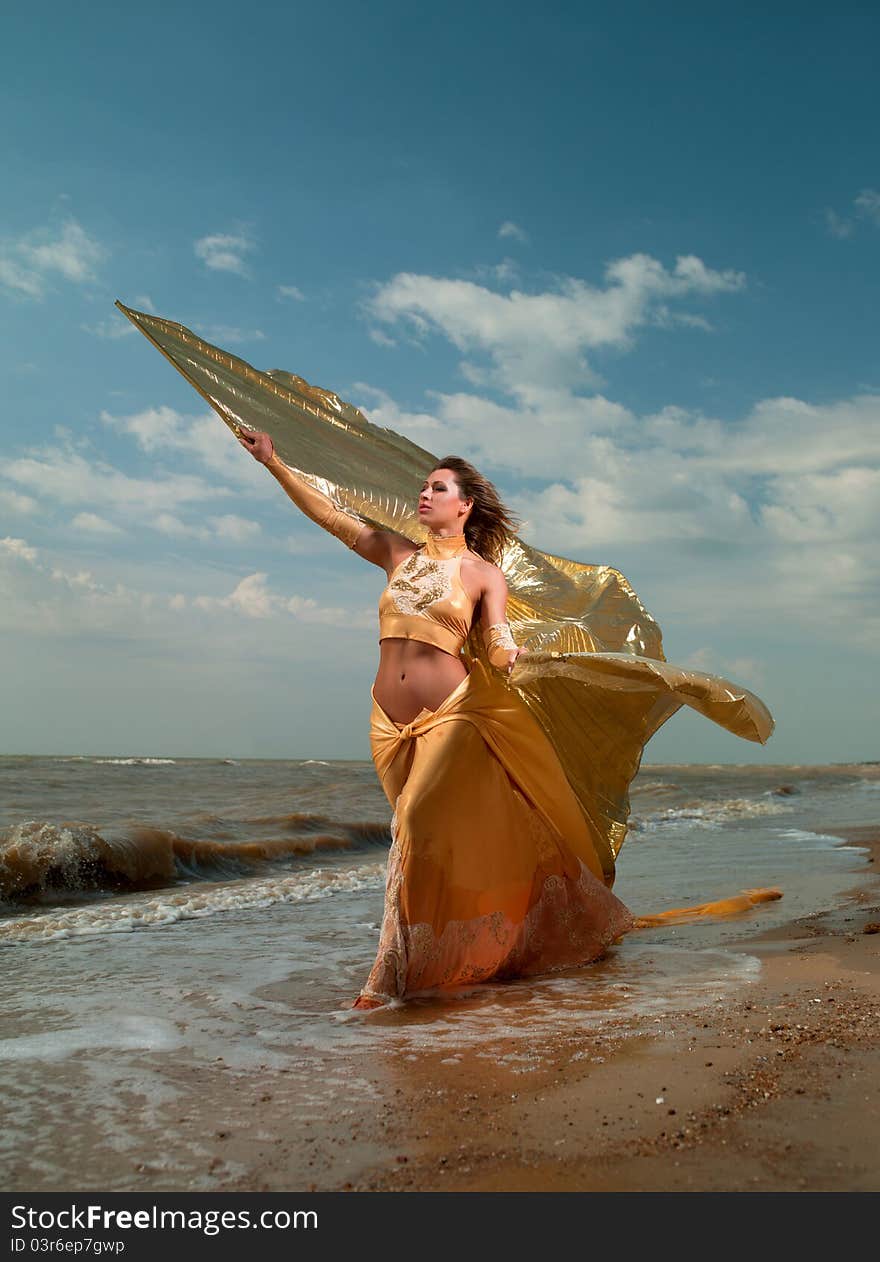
265 452 365 550
483 621 519 670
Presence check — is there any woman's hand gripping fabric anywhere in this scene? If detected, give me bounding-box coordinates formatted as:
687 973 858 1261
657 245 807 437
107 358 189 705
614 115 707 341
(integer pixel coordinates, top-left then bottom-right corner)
483 622 528 676
236 426 365 550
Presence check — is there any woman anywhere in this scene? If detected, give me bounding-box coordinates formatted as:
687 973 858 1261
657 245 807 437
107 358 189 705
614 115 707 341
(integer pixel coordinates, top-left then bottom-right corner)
240 428 649 1008
116 300 779 1013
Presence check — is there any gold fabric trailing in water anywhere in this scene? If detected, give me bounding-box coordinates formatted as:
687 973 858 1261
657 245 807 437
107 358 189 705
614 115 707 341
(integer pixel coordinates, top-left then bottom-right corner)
117 300 776 887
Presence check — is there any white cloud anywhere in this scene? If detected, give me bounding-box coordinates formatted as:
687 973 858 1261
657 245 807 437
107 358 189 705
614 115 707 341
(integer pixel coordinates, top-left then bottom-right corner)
81 317 135 340
99 404 267 485
3 445 232 517
758 466 880 543
193 323 266 344
209 514 262 543
284 594 374 627
277 284 305 301
725 656 767 688
353 381 631 478
493 258 520 285
194 232 255 276
1 536 39 563
154 513 194 538
854 188 880 226
190 572 374 626
8 406 288 549
367 252 746 394
0 489 38 515
71 512 125 536
0 257 44 298
824 187 880 239
0 218 104 299
825 208 854 240
151 512 259 542
193 572 274 618
368 327 397 348
49 567 109 593
351 383 444 442
498 221 529 244
144 510 261 545
20 220 103 282
0 529 375 647
227 573 274 618
650 304 714 332
683 647 766 689
0 534 155 636
100 404 192 454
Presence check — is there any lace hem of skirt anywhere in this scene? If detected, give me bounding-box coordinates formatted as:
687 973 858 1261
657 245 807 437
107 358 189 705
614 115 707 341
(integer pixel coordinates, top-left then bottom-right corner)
355 807 634 1004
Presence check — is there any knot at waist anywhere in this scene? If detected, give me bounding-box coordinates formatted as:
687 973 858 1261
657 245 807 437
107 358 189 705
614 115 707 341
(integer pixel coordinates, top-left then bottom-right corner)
391 705 436 741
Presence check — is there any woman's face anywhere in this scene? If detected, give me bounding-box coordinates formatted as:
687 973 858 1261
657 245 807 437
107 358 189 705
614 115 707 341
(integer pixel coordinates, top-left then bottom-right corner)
419 468 471 529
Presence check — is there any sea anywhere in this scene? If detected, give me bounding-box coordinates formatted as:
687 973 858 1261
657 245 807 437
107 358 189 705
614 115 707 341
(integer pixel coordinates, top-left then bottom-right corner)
2 755 877 1188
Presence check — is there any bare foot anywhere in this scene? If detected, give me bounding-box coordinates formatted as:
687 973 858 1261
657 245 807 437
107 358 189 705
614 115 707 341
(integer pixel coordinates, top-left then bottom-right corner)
352 994 385 1010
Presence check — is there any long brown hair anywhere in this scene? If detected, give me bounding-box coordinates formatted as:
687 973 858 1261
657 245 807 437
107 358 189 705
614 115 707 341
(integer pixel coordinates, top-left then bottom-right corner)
429 455 521 567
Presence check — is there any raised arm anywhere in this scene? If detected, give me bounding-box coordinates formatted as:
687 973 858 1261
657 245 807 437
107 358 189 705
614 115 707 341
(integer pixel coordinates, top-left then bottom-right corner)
237 426 405 571
479 565 528 675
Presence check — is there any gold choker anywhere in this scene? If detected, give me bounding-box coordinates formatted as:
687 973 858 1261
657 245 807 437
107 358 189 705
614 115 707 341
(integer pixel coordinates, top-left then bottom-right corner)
423 529 468 559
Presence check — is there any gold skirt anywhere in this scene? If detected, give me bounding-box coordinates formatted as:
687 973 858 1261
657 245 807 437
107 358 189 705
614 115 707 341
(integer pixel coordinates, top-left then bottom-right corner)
354 658 635 1005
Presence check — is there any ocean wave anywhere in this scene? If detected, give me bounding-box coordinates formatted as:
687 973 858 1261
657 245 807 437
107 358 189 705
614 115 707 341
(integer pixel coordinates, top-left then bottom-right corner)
771 827 862 851
0 861 386 946
91 757 177 766
0 816 391 903
630 796 794 833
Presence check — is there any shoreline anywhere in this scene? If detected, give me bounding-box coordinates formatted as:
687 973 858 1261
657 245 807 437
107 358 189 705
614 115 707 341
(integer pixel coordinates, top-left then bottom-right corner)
4 824 878 1194
233 822 880 1194
334 822 880 1193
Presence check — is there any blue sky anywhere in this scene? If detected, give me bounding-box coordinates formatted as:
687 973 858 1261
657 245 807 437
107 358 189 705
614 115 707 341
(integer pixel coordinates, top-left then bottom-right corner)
1 2 878 761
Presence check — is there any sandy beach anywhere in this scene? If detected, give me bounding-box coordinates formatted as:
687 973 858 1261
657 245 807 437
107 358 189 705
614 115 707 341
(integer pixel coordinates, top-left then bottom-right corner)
4 817 877 1195
336 824 880 1194
233 824 880 1195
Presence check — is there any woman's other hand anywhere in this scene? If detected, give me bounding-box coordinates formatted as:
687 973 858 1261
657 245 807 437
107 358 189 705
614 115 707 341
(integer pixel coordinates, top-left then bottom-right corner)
236 426 275 465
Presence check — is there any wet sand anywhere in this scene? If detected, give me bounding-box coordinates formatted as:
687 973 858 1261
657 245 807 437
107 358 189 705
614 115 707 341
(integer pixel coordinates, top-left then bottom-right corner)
4 823 878 1194
330 822 880 1194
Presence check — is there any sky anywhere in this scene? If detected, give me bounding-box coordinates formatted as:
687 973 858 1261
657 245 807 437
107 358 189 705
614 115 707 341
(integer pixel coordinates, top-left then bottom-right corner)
1 1 878 762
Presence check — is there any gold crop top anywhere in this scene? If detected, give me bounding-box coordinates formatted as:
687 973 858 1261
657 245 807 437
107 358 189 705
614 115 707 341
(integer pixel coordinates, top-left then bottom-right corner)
378 529 476 657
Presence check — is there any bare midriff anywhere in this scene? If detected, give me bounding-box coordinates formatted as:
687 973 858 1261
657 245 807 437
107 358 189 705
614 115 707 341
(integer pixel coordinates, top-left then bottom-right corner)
373 637 469 725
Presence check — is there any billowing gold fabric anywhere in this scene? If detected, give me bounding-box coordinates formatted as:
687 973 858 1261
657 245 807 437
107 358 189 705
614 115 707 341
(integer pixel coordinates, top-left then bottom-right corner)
117 301 776 896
